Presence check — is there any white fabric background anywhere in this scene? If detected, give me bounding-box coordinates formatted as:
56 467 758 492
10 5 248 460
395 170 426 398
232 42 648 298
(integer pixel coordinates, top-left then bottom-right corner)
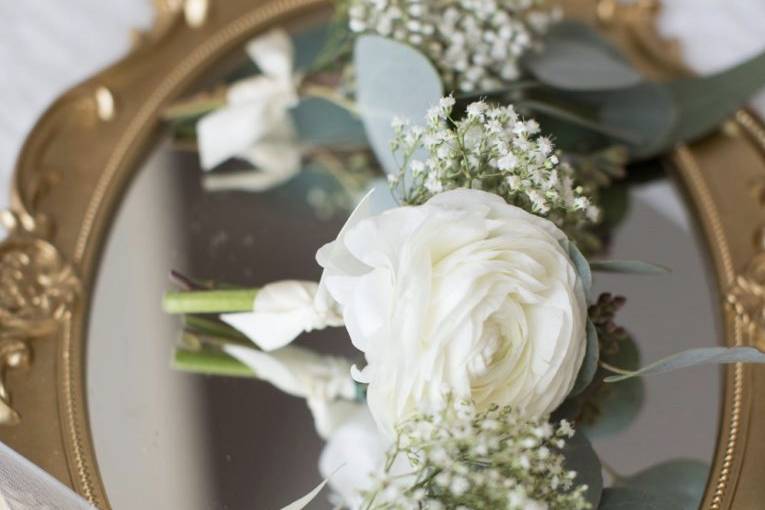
1 0 765 209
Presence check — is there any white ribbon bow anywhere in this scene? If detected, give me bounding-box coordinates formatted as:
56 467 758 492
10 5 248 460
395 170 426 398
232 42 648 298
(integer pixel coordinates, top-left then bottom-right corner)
220 191 377 352
221 280 344 351
197 29 303 190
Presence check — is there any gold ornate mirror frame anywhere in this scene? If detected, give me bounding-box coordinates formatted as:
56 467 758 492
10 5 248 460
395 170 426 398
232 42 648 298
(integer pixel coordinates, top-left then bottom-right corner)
1 0 765 508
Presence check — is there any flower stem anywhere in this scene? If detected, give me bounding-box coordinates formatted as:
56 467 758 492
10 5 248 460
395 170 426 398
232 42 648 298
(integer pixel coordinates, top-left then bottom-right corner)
516 98 641 145
184 315 249 340
172 348 256 378
599 360 632 375
163 288 258 314
301 83 360 115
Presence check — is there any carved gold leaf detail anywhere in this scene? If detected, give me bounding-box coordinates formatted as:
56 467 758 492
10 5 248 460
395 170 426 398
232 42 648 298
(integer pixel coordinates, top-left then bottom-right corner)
0 213 79 425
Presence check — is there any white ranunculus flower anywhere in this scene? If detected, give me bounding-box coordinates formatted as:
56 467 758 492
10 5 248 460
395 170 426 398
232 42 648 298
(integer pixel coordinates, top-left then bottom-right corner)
317 188 589 436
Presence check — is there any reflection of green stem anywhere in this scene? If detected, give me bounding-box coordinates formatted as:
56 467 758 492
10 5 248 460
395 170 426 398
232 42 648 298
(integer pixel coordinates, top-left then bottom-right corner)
517 99 640 145
163 96 226 121
181 331 251 351
457 80 542 101
184 315 249 340
163 289 258 314
173 348 256 378
600 360 632 376
301 83 360 115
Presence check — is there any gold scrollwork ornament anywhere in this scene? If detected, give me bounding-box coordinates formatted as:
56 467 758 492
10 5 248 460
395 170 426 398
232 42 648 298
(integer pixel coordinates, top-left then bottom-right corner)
0 211 79 425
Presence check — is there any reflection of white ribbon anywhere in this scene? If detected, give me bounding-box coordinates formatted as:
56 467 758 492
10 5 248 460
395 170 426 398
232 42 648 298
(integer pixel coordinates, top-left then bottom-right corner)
222 280 344 351
318 406 386 510
197 29 303 190
221 192 377 352
224 344 357 439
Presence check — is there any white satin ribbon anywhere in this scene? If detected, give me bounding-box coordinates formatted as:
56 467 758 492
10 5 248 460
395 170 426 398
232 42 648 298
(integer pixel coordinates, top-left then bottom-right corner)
197 29 303 188
220 191 379 352
221 280 344 351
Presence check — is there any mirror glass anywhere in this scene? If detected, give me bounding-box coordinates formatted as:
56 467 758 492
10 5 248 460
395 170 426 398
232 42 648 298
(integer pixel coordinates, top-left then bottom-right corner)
86 15 721 510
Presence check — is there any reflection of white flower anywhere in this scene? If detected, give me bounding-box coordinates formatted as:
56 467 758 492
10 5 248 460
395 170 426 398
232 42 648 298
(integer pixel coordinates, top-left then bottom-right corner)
318 406 387 509
317 189 589 436
225 343 357 438
197 29 303 190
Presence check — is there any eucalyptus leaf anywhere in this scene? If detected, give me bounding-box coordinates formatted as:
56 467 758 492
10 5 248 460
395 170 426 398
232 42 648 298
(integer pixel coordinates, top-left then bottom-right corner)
598 488 693 510
590 260 670 275
563 431 603 509
567 241 592 297
604 346 765 383
571 321 600 396
581 335 644 439
618 459 708 507
600 182 630 229
280 477 332 510
668 49 765 144
575 49 765 159
292 97 366 146
526 82 675 159
354 35 443 176
518 99 642 145
526 21 642 91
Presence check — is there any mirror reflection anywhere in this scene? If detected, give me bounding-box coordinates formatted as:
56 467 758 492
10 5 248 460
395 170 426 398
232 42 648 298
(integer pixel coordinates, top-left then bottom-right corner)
87 18 721 510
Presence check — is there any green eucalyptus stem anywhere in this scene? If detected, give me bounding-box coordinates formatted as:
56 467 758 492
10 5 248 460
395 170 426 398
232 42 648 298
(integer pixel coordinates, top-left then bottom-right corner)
301 83 360 115
516 98 640 145
163 95 226 121
599 360 632 376
173 348 256 378
456 80 543 101
163 288 258 314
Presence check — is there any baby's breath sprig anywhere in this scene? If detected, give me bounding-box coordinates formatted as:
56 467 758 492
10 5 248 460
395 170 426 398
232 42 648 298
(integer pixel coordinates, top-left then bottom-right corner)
361 400 591 510
346 0 560 93
389 97 600 234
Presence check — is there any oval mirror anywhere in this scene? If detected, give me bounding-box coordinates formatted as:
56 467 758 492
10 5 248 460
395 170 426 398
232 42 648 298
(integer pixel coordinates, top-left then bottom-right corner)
2 1 765 509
